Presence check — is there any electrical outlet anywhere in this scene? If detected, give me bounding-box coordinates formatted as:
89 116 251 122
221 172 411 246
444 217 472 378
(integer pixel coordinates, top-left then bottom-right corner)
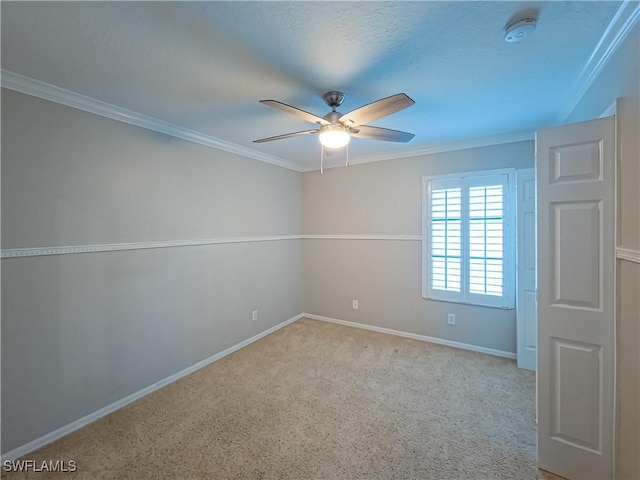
447 313 456 325
352 300 359 310
252 310 258 322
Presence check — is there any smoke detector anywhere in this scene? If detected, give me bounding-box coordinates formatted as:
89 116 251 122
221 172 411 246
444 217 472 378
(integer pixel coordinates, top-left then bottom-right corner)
504 17 537 42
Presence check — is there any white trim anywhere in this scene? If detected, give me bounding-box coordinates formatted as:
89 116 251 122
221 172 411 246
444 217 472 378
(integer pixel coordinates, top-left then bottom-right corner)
1 313 305 462
617 247 640 264
612 103 618 478
0 70 302 173
599 100 618 119
17 232 623 260
1 235 425 258
303 234 421 241
0 311 516 460
419 167 518 181
2 68 535 175
305 313 516 359
557 1 640 122
1 235 303 259
302 130 535 172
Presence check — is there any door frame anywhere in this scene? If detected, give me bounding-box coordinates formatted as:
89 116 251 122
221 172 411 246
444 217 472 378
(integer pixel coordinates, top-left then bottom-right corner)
516 168 537 372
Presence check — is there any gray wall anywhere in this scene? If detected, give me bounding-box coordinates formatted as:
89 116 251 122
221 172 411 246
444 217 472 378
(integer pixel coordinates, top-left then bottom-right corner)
303 141 534 353
565 23 640 480
1 89 304 454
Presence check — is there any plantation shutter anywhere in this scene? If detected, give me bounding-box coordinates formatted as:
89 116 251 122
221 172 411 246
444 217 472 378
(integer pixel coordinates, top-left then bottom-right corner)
423 172 513 308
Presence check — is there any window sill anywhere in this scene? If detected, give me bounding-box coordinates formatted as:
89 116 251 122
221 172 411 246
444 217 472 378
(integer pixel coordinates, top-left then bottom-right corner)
423 296 515 310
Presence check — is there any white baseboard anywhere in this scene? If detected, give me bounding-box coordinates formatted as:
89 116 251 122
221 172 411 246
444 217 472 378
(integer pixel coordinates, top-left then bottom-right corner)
304 313 516 360
1 313 305 462
3 311 514 460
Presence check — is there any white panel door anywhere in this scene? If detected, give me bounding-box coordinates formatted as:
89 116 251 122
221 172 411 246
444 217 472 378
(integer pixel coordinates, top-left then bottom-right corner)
517 168 537 371
536 116 615 479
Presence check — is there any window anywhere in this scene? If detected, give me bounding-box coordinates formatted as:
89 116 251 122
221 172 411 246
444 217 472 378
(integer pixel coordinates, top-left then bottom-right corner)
422 169 515 308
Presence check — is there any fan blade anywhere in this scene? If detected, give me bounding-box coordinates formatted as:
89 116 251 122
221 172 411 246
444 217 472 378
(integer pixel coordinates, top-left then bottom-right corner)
339 93 415 127
260 100 331 126
351 125 415 143
253 129 319 143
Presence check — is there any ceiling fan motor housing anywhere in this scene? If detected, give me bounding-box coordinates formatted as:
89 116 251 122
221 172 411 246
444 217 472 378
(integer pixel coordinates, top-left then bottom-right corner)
323 110 343 125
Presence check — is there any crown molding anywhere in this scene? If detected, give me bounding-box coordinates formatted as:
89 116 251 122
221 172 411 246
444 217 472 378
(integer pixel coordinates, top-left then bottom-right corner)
0 70 538 174
557 0 640 122
1 70 303 172
300 129 535 172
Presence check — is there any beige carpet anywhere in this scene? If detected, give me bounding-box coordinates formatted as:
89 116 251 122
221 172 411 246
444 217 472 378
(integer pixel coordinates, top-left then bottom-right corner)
3 318 551 479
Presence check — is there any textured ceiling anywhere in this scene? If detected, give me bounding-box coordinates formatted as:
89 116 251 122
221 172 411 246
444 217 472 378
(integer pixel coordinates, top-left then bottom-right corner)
1 1 625 170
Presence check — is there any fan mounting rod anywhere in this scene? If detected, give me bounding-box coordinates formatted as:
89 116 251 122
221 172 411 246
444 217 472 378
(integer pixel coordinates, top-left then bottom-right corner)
323 91 345 111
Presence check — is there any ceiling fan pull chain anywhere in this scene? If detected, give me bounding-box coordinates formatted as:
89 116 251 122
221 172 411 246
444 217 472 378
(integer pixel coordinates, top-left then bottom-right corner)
320 145 324 174
346 142 349 168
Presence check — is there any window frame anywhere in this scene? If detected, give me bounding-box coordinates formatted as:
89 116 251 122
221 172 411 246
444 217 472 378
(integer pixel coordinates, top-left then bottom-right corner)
422 168 516 309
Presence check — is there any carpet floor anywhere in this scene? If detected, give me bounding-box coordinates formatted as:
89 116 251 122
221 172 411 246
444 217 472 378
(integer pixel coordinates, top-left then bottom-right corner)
3 318 553 479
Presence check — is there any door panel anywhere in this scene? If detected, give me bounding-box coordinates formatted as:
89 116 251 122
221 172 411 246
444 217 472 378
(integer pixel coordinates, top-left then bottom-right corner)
550 338 602 452
549 201 601 310
550 141 602 184
537 116 615 479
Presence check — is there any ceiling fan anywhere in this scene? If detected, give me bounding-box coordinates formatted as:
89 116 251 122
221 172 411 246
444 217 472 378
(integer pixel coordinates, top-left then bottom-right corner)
254 91 416 151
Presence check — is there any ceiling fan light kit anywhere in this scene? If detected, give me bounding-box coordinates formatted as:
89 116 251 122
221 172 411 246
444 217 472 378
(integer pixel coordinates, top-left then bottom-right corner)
319 125 351 149
254 90 415 172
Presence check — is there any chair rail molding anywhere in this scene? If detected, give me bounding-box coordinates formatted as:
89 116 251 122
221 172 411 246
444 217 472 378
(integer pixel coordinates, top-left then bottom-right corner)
617 247 640 264
1 235 425 258
0 236 304 259
303 234 421 241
